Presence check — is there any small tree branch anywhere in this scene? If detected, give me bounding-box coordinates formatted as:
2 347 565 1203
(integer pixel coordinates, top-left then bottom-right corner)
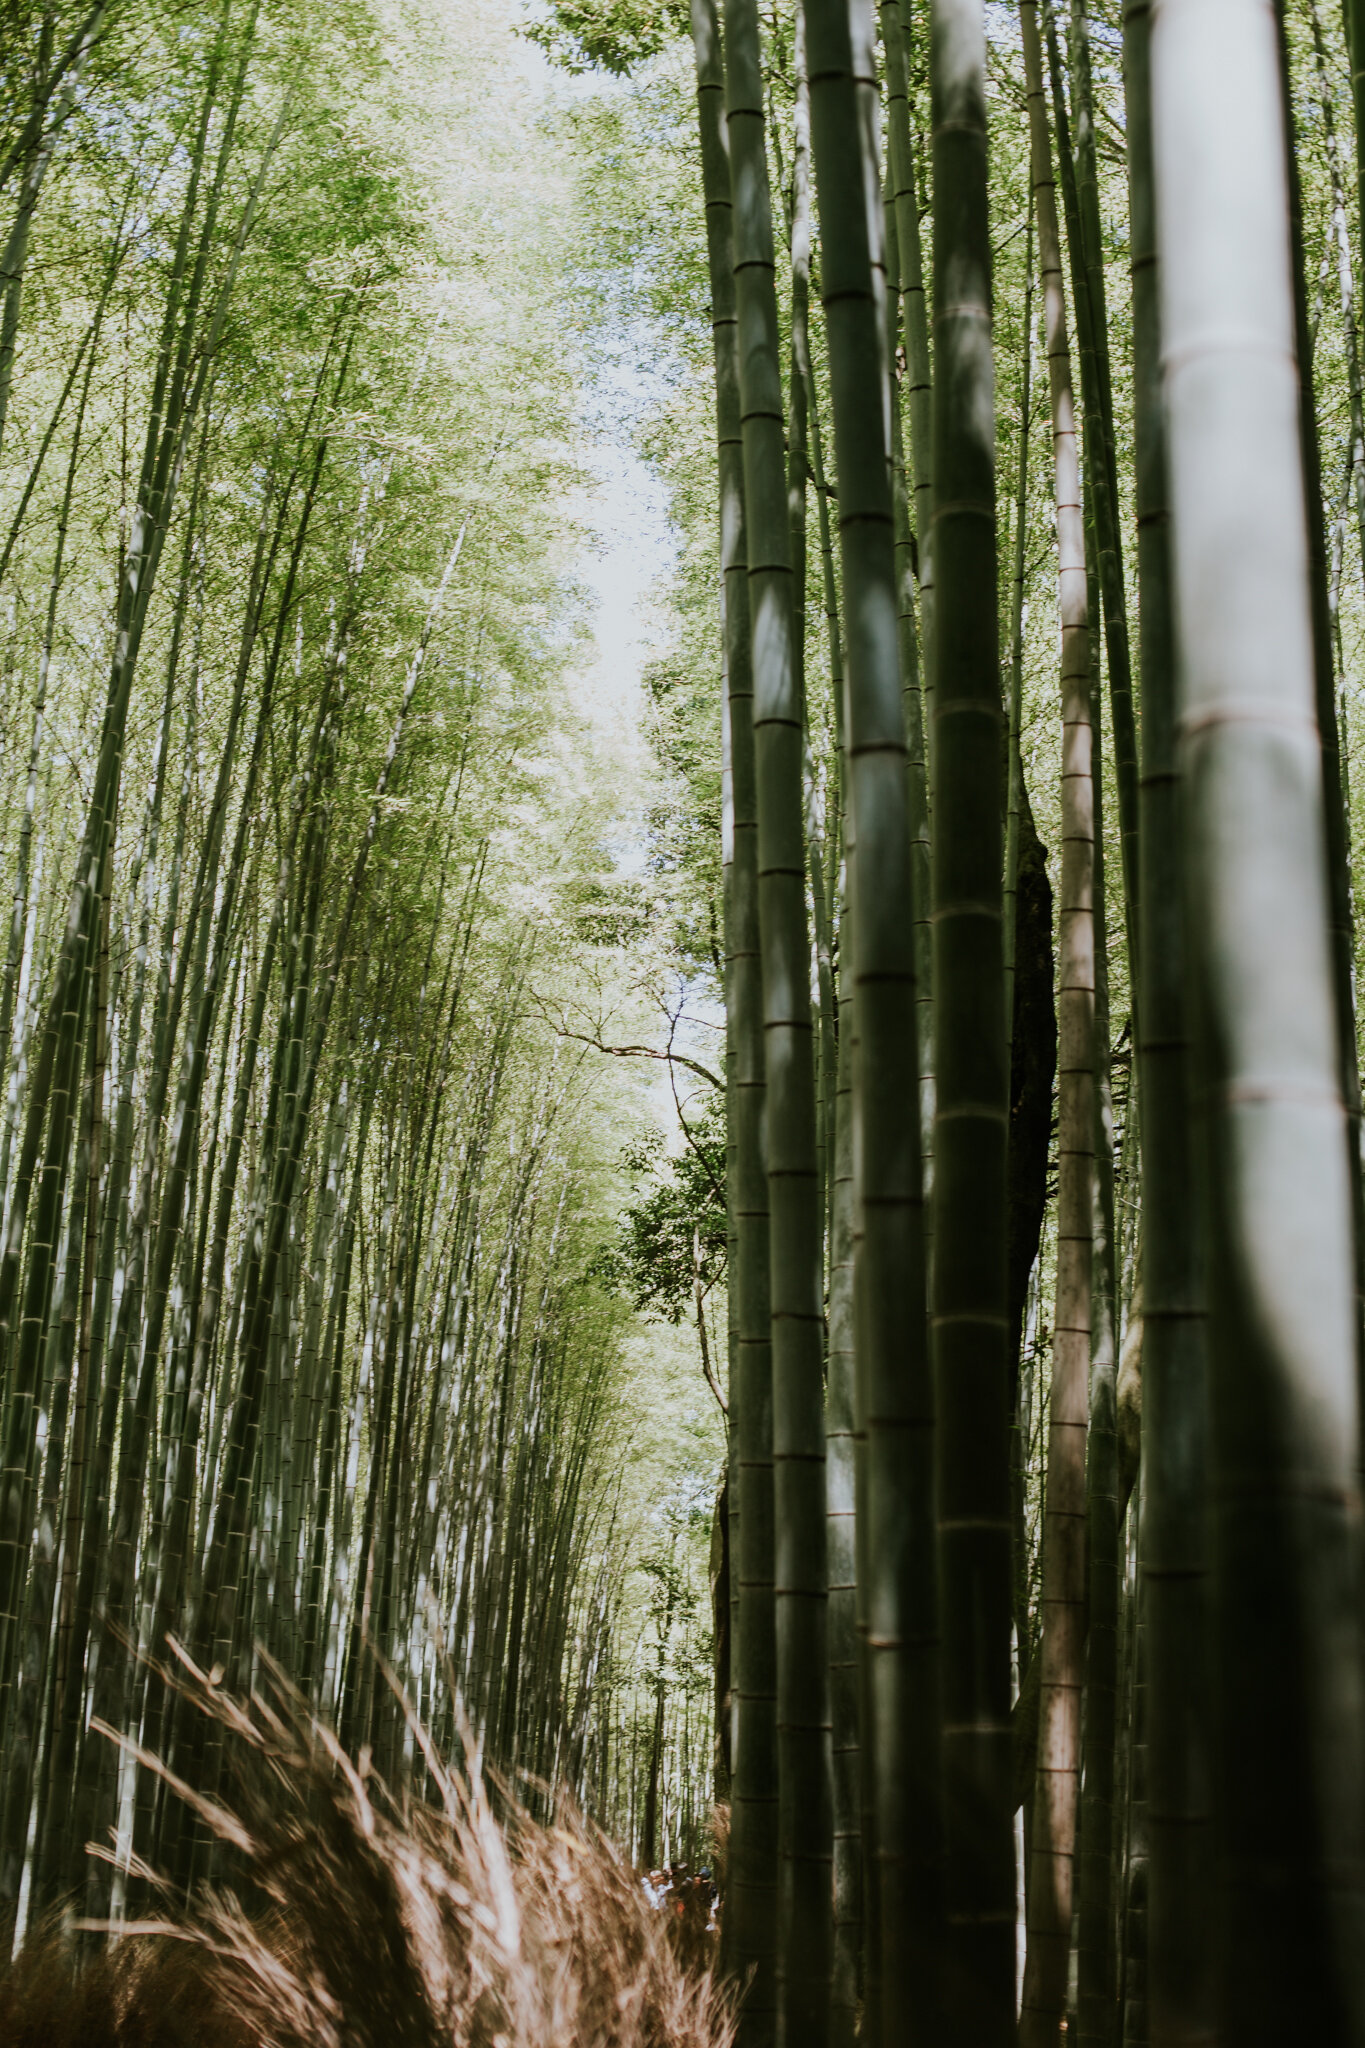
552 1025 722 1093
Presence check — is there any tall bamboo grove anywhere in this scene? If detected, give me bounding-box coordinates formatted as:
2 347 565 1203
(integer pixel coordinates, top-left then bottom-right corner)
548 0 1365 2039
0 0 710 1950
3 2 1365 2046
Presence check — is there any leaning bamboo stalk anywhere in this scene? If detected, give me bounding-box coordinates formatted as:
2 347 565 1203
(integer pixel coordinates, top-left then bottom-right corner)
0 0 106 458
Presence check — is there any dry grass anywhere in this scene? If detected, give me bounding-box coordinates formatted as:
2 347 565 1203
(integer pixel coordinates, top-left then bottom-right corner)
0 1669 735 2048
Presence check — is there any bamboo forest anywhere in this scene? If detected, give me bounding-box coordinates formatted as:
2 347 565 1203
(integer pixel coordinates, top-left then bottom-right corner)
0 0 1361 2040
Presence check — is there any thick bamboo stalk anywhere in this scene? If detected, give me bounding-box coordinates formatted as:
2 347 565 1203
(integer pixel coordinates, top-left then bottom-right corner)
929 0 1013 2037
805 0 938 2040
724 0 832 2035
1121 0 1213 2038
1149 0 1365 2029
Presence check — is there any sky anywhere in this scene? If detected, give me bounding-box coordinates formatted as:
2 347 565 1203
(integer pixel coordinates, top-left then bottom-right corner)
569 357 678 740
508 12 681 745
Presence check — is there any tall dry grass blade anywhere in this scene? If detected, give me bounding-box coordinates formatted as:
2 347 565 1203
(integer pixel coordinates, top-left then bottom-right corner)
2 1668 736 2048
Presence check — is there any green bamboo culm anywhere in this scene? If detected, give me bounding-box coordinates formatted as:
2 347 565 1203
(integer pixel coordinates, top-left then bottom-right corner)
1149 0 1365 2035
880 0 935 1185
928 0 1013 2039
1122 0 1213 2039
884 190 931 1119
804 0 938 2040
810 349 863 2047
724 0 833 2037
688 0 775 2001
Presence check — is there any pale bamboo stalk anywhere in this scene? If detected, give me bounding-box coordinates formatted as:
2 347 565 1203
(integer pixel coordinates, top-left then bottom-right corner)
1150 0 1365 2027
1018 1 1094 2038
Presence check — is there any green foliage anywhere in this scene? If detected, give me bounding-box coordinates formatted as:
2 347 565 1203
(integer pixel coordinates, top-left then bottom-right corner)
600 1101 727 1322
523 0 691 76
